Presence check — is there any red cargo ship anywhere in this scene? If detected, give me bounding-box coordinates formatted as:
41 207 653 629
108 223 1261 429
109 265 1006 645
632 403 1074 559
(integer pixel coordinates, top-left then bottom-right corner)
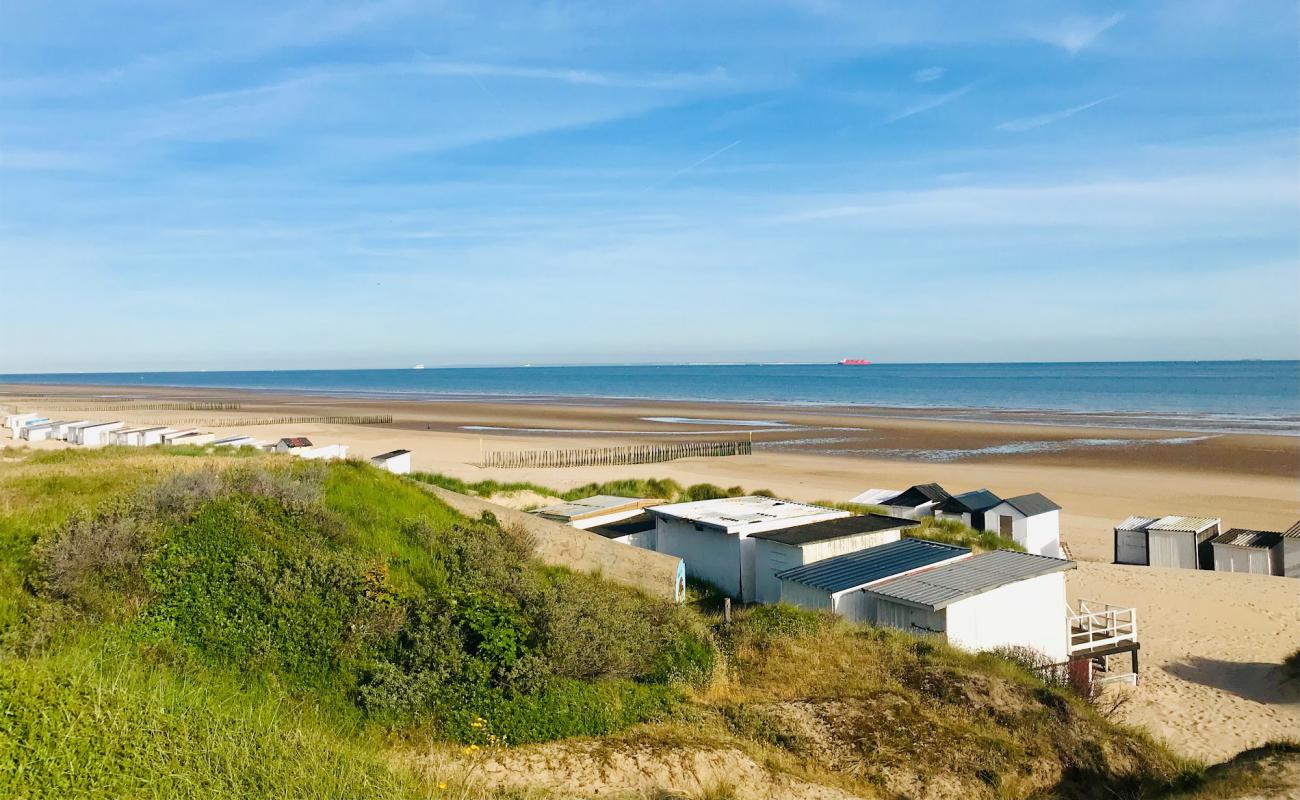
838 359 873 366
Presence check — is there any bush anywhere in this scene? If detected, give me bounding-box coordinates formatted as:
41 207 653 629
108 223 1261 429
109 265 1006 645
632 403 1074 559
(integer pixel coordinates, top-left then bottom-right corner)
33 499 162 618
25 460 719 744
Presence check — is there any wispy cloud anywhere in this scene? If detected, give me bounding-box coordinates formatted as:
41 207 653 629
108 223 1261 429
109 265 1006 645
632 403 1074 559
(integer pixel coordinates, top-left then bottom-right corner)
667 140 742 180
885 83 974 123
997 95 1118 132
912 66 945 83
1029 13 1126 54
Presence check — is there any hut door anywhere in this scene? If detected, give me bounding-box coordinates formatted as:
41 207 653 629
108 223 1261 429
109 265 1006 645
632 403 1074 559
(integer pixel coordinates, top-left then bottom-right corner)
999 515 1013 537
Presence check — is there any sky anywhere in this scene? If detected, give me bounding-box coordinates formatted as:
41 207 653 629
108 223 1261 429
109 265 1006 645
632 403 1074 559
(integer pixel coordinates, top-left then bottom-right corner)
1 0 1298 372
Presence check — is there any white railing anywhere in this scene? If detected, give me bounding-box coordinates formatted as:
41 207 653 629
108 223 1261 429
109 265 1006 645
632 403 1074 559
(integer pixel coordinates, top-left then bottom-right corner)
1067 599 1137 654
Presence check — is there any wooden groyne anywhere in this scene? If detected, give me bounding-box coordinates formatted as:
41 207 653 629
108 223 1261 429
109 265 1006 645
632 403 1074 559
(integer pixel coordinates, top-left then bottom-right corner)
29 401 243 412
476 439 752 469
158 414 394 427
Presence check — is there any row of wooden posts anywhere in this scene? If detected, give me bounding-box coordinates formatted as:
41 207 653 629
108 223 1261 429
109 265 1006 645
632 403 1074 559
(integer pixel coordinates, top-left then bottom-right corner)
476 439 752 469
29 401 243 412
152 414 394 427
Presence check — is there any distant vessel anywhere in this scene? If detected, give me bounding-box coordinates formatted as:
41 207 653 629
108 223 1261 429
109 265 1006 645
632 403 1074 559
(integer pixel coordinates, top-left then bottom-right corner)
838 359 873 366
413 364 425 370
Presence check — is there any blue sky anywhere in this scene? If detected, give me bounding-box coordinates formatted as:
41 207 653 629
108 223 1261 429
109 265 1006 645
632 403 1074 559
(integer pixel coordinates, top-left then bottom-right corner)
1 1 1297 371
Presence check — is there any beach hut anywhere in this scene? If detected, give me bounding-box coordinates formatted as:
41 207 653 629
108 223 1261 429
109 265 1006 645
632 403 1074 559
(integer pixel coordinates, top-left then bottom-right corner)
369 449 412 475
984 493 1062 557
776 538 972 619
10 416 50 439
159 429 199 445
1284 522 1300 579
849 487 902 506
211 434 259 448
933 489 1003 530
859 550 1077 663
167 432 215 446
298 444 348 460
646 496 849 602
587 512 659 549
77 421 125 447
22 424 53 442
135 427 174 446
1113 515 1220 569
750 514 919 604
46 420 86 441
275 437 313 454
6 413 41 438
1211 529 1284 576
880 484 952 519
534 495 662 530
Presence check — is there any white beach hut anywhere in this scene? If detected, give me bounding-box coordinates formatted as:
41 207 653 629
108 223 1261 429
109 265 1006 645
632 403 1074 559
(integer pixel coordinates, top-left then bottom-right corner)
136 427 174 446
22 424 54 442
50 420 90 441
369 449 412 475
122 426 170 446
776 537 973 619
160 429 199 445
298 444 348 460
749 514 919 604
1284 522 1300 579
275 437 313 454
6 413 41 438
77 421 125 447
166 432 215 446
984 493 1062 557
211 434 258 448
858 550 1077 663
1211 529 1284 576
646 496 849 602
11 416 50 439
849 488 902 506
1113 514 1220 569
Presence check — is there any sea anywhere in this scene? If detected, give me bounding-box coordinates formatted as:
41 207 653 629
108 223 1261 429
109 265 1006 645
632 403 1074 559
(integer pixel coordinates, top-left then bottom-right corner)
2 361 1297 436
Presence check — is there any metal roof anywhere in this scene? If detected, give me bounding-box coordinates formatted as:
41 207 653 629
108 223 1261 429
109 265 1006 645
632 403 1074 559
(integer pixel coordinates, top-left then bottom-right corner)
936 489 1003 514
865 550 1076 611
1147 515 1220 533
1000 493 1061 517
370 449 411 460
587 512 656 540
750 513 918 546
278 437 313 448
536 495 658 522
775 538 970 593
1115 515 1159 532
647 496 844 531
1212 529 1283 549
1284 521 1300 539
886 483 952 507
849 488 902 506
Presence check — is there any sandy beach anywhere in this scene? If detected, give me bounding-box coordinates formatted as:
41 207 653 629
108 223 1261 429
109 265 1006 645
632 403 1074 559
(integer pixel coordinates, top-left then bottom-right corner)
2 382 1297 760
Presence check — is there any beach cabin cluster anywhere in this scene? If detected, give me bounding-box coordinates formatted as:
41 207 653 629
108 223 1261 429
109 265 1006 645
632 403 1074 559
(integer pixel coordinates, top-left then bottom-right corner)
533 492 1136 684
3 411 399 467
1113 515 1300 579
852 483 1064 558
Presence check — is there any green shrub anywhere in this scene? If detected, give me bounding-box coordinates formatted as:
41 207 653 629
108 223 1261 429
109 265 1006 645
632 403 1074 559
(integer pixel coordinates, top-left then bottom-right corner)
23 460 714 745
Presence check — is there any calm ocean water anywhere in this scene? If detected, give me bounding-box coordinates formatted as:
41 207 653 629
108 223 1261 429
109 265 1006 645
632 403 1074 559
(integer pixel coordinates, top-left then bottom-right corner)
3 362 1298 434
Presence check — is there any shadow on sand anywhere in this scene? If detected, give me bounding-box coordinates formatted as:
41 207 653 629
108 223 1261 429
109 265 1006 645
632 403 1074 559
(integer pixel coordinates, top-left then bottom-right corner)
1165 656 1300 706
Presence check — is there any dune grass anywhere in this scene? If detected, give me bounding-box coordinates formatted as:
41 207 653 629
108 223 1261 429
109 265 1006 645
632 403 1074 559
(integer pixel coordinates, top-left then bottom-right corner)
0 448 1283 799
407 473 762 504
